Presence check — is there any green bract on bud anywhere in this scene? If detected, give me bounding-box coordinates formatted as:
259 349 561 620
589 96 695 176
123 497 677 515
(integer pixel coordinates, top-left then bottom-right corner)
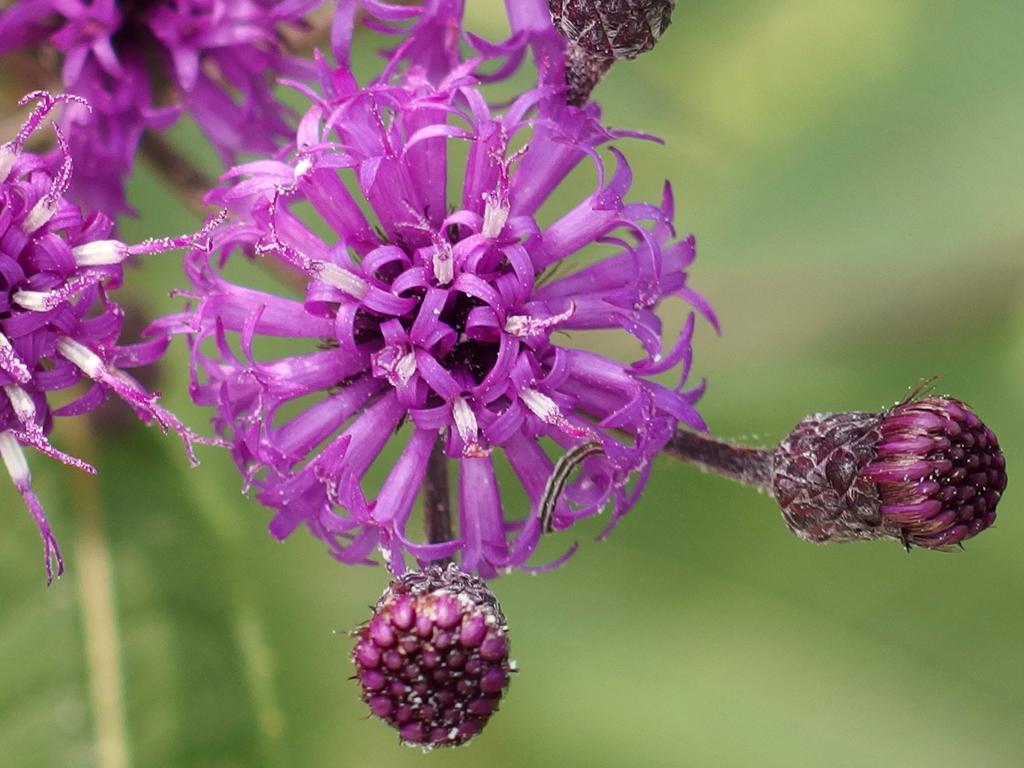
773 396 1006 550
351 565 513 749
548 0 677 105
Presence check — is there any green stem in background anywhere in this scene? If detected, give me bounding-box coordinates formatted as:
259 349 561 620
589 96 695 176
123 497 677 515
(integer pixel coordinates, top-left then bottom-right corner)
662 429 775 494
138 132 211 218
64 419 132 768
137 131 307 294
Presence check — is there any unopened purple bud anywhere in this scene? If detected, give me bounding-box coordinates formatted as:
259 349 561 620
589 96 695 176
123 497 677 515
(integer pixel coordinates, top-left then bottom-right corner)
369 615 396 648
432 596 462 629
479 636 509 661
460 615 487 648
368 695 393 718
549 0 677 105
354 640 381 668
351 564 513 749
391 597 415 630
479 666 509 694
773 395 1006 550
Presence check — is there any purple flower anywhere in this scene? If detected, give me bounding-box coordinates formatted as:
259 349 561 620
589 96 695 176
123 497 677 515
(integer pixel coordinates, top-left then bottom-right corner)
0 0 321 213
155 0 715 577
0 92 208 583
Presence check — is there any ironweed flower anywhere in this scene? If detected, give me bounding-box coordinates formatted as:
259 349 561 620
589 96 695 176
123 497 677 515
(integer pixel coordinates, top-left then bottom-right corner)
155 0 714 577
351 563 512 749
0 92 207 583
0 0 321 213
774 394 1006 549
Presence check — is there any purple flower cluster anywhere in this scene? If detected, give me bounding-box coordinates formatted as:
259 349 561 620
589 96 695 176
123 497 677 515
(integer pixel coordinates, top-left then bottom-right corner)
351 564 512 749
0 92 206 582
0 0 320 213
155 0 714 577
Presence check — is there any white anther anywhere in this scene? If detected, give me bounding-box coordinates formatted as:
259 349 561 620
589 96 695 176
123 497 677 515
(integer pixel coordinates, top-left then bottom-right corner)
294 157 312 180
0 431 29 483
482 193 509 239
313 261 369 299
503 316 532 336
12 290 57 312
504 303 575 337
56 337 105 378
0 145 17 184
4 384 37 427
22 198 57 233
395 351 417 386
433 241 454 285
452 397 479 445
372 345 418 387
0 331 31 383
72 240 129 266
520 388 561 422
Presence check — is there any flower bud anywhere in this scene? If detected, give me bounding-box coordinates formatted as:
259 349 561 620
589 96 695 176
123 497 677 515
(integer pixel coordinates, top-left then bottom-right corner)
549 0 677 105
351 564 513 749
773 396 1006 549
549 0 676 60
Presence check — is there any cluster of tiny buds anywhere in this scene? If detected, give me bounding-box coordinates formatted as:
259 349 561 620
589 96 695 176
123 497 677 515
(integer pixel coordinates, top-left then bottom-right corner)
350 564 513 749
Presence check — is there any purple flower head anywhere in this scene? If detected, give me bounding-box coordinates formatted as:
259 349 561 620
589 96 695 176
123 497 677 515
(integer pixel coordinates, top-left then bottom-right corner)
0 92 210 583
0 0 321 213
156 0 715 577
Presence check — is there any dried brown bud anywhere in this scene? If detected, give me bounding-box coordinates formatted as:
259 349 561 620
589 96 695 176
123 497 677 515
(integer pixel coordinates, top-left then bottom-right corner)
549 0 676 60
548 0 677 105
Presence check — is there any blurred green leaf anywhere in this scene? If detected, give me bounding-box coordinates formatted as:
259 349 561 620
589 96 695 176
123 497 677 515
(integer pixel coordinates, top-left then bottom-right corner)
0 425 275 768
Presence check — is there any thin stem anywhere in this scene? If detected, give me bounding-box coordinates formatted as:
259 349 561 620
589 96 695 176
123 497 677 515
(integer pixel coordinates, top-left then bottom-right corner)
564 43 614 107
663 429 775 494
64 419 132 768
423 437 454 562
137 131 307 294
138 131 212 217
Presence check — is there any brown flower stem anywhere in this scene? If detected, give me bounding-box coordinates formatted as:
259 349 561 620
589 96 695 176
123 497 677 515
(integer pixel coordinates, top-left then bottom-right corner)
564 43 614 107
423 437 454 562
663 429 775 494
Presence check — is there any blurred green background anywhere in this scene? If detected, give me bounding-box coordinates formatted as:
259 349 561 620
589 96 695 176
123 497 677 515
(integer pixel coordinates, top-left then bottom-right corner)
2 1 1022 766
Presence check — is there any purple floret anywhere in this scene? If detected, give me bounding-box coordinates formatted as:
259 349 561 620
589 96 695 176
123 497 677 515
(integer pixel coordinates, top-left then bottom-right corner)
0 0 321 213
0 92 209 583
155 0 715 577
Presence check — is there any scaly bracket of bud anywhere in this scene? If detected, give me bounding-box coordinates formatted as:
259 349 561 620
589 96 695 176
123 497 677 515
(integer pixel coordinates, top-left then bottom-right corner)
351 564 513 749
664 391 1007 550
548 0 677 105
